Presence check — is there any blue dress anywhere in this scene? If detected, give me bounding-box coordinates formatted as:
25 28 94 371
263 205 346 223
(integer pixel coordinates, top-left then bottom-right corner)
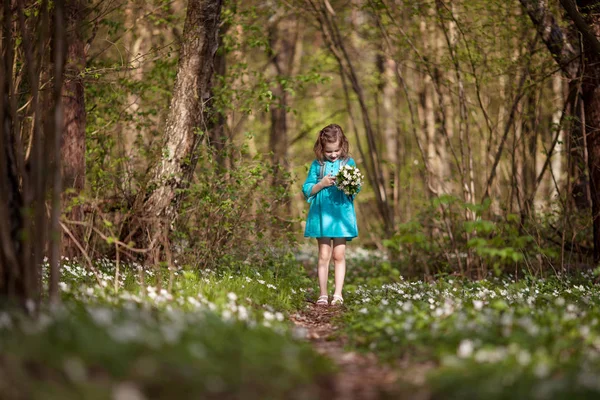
302 158 360 240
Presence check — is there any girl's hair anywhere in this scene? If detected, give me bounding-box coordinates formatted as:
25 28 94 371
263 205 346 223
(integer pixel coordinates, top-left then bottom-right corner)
313 124 349 161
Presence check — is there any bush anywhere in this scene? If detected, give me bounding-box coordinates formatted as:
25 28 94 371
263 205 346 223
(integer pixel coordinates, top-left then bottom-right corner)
382 195 570 277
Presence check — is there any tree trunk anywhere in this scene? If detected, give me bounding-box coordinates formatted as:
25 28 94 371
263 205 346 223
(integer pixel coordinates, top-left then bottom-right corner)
381 57 399 210
140 0 223 248
521 90 538 215
61 0 86 258
578 1 600 262
549 75 565 205
122 1 152 159
521 0 600 261
0 0 65 307
268 15 301 218
207 23 227 170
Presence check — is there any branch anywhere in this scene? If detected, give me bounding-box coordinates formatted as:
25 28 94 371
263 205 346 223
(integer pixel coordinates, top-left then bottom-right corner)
525 84 577 207
559 0 600 57
63 219 158 254
518 0 579 78
290 108 345 146
483 38 537 201
60 221 103 286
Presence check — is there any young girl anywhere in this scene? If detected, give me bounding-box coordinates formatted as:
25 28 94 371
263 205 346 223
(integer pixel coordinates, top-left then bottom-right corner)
302 124 360 306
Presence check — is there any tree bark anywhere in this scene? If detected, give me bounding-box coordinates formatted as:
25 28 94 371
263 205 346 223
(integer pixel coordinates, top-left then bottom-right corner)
207 23 227 169
549 75 565 204
577 1 600 262
122 1 152 159
268 15 301 218
520 0 600 261
521 90 539 215
61 0 86 258
0 0 65 307
140 0 223 247
518 0 579 79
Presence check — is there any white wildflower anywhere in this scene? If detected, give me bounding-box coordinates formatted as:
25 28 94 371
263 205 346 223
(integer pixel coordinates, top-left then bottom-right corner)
473 300 484 310
263 311 275 321
457 339 474 358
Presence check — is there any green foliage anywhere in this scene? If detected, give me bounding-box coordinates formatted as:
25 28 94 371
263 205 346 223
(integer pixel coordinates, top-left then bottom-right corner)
339 272 600 399
173 142 298 270
0 259 332 399
383 195 562 277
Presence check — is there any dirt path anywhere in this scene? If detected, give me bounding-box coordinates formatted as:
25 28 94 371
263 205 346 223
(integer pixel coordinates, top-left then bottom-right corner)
290 304 432 400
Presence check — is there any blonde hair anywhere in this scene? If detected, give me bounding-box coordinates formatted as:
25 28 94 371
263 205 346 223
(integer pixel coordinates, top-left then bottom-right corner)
313 124 349 162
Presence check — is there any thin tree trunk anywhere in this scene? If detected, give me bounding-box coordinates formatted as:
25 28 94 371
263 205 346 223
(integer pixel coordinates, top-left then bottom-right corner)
521 90 539 215
122 1 152 160
61 0 86 258
381 57 398 209
268 15 301 218
549 75 566 204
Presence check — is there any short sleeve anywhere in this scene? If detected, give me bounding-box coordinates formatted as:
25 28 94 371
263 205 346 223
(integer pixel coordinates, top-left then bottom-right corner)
302 160 320 203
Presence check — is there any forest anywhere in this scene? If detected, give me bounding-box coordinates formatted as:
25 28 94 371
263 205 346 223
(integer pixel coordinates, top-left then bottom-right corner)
1 0 600 398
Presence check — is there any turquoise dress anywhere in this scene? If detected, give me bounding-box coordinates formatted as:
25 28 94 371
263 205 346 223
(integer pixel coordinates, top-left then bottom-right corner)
302 158 360 240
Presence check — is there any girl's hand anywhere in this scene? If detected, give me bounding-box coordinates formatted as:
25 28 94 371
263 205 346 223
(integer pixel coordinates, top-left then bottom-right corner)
320 174 336 188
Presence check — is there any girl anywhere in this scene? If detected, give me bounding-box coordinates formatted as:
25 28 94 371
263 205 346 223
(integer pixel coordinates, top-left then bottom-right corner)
302 124 360 306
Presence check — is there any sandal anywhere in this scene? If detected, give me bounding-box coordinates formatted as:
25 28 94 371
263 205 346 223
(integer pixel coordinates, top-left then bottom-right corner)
316 295 329 306
331 295 344 306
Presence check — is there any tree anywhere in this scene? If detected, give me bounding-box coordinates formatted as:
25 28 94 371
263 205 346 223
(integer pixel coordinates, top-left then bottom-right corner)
519 0 600 262
134 0 224 254
0 0 65 306
61 0 87 258
268 12 303 218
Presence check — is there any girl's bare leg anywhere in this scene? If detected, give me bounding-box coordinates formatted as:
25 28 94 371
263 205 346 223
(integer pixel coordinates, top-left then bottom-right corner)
317 238 332 297
332 238 347 297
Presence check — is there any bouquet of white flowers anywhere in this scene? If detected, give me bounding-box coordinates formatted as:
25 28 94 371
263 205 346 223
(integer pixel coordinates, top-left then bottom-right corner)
335 165 363 196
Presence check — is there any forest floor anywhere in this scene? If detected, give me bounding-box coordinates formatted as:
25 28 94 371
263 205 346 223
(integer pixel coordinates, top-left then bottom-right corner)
290 303 433 400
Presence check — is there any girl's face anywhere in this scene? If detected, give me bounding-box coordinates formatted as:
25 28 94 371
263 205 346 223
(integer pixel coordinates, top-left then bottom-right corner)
323 140 341 162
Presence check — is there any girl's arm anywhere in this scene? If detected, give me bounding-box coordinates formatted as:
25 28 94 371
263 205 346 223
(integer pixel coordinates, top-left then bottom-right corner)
302 161 320 202
310 181 325 196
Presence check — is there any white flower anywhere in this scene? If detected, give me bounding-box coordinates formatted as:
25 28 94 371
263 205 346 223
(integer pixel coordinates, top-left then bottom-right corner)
238 306 248 321
457 339 474 358
473 300 484 310
534 361 550 378
0 313 12 329
89 307 113 326
263 311 275 321
517 350 531 366
227 292 238 302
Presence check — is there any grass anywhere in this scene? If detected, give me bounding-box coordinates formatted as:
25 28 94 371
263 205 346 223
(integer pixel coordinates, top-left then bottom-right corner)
0 255 334 400
338 259 600 399
4 247 600 399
